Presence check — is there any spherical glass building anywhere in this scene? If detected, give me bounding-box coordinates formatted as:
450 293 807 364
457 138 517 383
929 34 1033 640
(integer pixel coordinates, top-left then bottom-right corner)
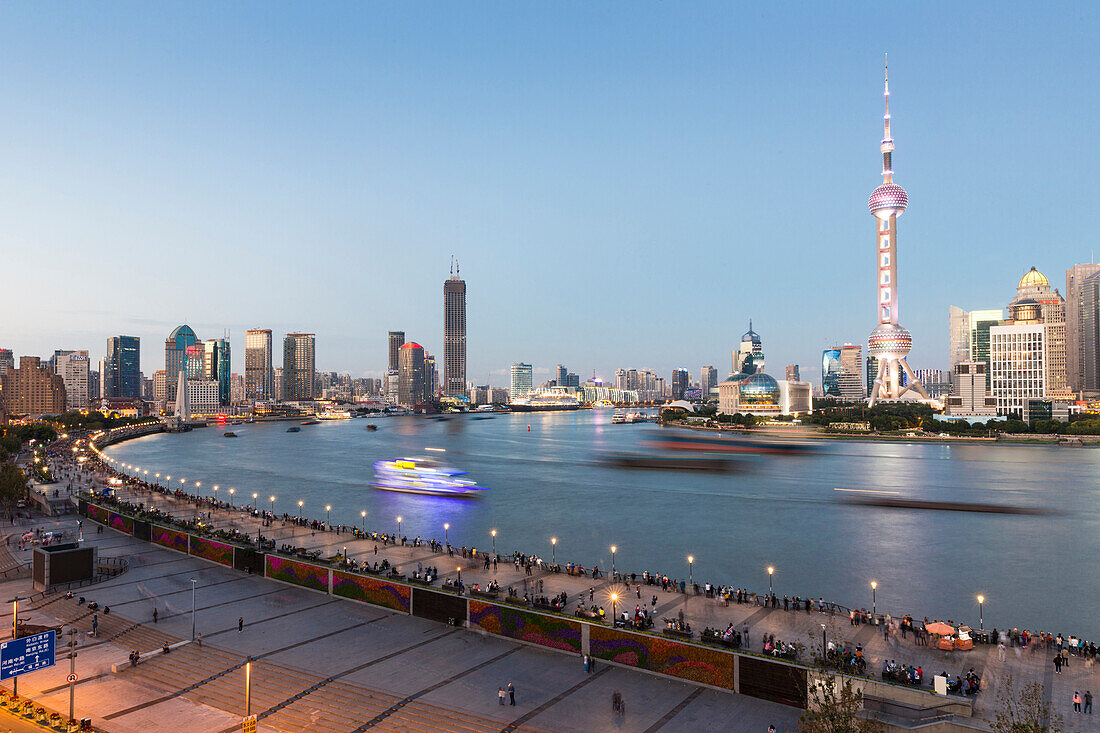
738 373 780 407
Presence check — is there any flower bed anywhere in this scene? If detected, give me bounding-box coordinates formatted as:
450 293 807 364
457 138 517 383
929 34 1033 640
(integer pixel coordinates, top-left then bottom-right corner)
332 571 410 612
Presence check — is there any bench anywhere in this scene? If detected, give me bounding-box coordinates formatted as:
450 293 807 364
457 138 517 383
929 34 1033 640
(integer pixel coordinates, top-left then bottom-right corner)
470 589 499 600
110 640 192 672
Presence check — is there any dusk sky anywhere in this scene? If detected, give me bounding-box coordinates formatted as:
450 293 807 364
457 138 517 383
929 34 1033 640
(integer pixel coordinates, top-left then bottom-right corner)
2 3 1097 386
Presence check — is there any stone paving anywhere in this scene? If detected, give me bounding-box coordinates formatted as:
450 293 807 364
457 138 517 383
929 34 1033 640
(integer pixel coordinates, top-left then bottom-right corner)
1 513 799 732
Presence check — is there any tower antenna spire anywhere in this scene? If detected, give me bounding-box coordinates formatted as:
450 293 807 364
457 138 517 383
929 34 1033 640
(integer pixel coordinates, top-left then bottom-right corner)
450 255 454 276
880 52 894 184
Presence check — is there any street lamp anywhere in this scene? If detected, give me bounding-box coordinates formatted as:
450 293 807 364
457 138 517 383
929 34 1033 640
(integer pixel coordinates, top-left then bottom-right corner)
610 545 617 578
767 566 774 597
977 595 985 630
66 627 78 723
228 488 235 506
245 657 252 717
821 623 827 660
361 510 367 532
269 496 276 514
491 529 497 555
456 566 462 584
297 500 303 519
688 555 694 588
610 592 618 624
326 505 331 526
251 492 258 507
189 578 197 641
396 516 402 538
444 523 450 545
871 581 877 616
551 537 557 565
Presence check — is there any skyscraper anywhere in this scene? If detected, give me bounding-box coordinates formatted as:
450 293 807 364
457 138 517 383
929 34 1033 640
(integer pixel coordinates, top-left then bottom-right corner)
785 364 800 382
732 321 763 377
555 365 570 386
1079 271 1100 392
671 369 689 400
1065 263 1100 390
948 307 1004 390
443 262 467 396
245 329 274 401
0 349 13 375
991 300 1046 415
282 333 316 401
52 350 90 410
701 366 718 397
204 338 231 406
1011 267 1067 396
388 332 405 372
866 59 929 406
165 325 198 404
398 342 426 405
839 344 865 400
510 363 533 402
822 348 842 397
106 336 142 399
0 357 66 415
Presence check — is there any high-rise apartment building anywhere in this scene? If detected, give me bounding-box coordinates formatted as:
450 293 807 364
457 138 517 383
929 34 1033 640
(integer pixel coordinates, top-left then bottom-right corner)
273 367 284 401
388 332 405 372
838 344 865 400
105 336 141 399
0 349 13 375
913 369 952 398
1079 271 1100 392
245 329 274 401
785 365 800 382
1065 264 1100 391
510 363 533 402
671 369 689 400
204 338 231 406
398 343 426 405
0 357 66 415
424 352 439 399
52 350 90 410
153 370 167 402
443 263 467 396
165 325 198 403
282 334 316 401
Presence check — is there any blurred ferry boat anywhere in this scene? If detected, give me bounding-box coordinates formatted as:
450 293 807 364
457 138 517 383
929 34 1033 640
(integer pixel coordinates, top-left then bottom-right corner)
509 392 580 412
316 409 353 420
371 457 488 497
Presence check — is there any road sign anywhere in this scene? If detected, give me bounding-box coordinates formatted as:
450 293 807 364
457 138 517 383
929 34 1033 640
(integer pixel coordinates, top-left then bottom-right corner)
67 673 78 683
0 630 57 681
242 714 257 733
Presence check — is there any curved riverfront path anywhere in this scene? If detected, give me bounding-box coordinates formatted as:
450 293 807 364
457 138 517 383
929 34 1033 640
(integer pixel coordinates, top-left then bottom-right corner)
84 465 1099 731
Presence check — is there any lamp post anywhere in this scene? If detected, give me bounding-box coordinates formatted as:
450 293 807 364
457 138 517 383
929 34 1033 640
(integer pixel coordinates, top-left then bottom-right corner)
228 488 235 506
245 657 252 716
9 596 23 696
688 556 694 588
66 627 78 723
269 496 276 514
456 566 462 584
551 537 557 565
821 623 827 661
361 510 367 532
977 595 985 630
871 581 877 617
325 505 331 526
610 545 617 578
190 578 197 641
767 566 774 597
252 492 258 510
444 523 449 545
212 485 218 503
298 500 304 519
396 516 402 539
610 592 618 625
491 529 497 555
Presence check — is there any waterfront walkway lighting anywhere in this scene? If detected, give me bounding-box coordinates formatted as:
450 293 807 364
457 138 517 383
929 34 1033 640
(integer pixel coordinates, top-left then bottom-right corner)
551 537 557 565
444 523 450 545
229 488 235 506
611 592 618 623
298 500 304 519
688 556 694 587
977 595 985 630
252 492 258 508
245 658 252 716
611 545 617 578
491 529 497 555
767 566 774 597
871 581 877 616
325 505 331 525
269 496 276 514
396 516 402 538
361 511 367 532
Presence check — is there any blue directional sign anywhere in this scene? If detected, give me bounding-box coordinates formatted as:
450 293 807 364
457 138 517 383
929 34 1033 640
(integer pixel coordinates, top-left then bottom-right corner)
0 631 56 681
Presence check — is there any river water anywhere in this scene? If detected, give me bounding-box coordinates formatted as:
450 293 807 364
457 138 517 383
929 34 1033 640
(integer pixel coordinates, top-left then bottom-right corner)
103 411 1100 638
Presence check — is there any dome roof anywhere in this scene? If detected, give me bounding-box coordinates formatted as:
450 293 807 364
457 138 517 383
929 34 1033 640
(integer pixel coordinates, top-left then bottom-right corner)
868 183 908 219
867 322 912 358
1018 266 1049 290
400 342 423 350
168 324 197 348
739 372 780 405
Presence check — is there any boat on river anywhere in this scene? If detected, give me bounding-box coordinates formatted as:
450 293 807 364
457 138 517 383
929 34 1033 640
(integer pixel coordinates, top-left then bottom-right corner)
371 457 488 497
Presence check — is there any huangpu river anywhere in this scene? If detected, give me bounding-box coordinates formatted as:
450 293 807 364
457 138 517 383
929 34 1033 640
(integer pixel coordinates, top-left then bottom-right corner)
104 411 1100 638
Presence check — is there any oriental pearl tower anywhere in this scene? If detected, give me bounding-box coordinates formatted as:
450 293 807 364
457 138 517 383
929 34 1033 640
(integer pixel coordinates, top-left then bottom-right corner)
867 56 929 407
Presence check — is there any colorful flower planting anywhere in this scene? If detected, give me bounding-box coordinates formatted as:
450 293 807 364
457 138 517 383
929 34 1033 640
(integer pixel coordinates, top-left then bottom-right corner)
332 571 411 612
469 601 582 653
265 555 329 592
589 626 734 689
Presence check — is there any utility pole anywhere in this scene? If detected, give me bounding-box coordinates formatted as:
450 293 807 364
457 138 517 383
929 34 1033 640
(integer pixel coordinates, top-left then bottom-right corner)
67 628 78 723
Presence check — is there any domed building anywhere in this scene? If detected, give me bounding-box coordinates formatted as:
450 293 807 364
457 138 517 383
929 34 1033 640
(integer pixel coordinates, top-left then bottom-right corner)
717 371 811 417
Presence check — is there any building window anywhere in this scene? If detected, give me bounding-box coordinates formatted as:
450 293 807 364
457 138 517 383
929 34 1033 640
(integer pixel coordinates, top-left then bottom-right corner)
881 253 890 267
880 272 890 285
881 306 891 320
880 238 890 250
881 288 891 303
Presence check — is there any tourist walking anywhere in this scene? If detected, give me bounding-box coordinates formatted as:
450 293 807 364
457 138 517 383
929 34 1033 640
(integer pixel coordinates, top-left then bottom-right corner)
507 682 515 706
153 608 158 624
498 687 505 705
238 617 244 633
1084 690 1092 714
1073 691 1082 713
1054 655 1063 674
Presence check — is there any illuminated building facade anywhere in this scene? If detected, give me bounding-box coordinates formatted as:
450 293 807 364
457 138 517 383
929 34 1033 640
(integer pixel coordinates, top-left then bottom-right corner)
510 363 533 402
443 262 467 396
866 59 929 406
245 329 274 401
283 333 316 401
165 324 198 404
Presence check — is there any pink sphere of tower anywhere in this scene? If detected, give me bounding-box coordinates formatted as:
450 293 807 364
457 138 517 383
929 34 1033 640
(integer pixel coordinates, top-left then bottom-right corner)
868 183 908 219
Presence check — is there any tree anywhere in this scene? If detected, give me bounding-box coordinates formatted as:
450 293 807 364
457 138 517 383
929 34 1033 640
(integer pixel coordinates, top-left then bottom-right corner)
990 676 1063 733
796 675 884 733
0 463 28 509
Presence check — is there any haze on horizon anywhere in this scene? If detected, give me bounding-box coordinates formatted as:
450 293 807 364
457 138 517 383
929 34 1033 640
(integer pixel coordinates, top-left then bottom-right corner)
1 2 1096 386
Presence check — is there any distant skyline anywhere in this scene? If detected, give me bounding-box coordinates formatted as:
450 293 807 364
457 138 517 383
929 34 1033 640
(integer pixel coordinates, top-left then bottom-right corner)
1 3 1097 387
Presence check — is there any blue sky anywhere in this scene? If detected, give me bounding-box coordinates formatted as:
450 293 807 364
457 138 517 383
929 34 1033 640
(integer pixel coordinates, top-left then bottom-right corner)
1 2 1097 386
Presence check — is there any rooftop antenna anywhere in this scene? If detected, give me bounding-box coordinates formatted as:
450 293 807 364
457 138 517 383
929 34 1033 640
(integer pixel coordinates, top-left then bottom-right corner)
450 255 454 276
456 259 459 276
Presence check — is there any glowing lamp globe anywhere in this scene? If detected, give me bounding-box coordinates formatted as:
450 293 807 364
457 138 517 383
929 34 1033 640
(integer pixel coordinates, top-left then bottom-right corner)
868 183 908 220
868 323 912 358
